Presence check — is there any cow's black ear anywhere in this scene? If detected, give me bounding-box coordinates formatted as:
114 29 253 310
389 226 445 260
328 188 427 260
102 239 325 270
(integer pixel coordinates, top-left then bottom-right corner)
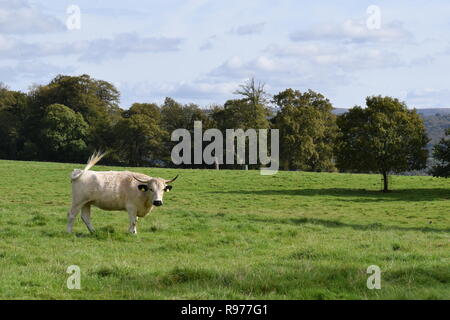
138 185 148 192
165 185 173 192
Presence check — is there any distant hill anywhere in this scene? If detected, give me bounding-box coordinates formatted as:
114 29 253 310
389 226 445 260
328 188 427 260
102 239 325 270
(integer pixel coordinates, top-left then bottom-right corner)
332 108 349 115
333 108 450 116
422 113 450 147
415 108 450 116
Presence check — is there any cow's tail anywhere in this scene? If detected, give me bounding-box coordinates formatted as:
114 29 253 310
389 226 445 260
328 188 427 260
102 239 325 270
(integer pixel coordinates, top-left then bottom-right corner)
70 151 108 181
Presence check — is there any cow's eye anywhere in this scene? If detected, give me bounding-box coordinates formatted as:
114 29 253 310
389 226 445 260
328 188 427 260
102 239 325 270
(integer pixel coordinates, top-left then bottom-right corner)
138 185 148 192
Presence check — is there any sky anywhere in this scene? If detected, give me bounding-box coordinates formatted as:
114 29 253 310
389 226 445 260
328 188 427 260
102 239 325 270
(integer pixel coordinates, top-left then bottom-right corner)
1 0 450 109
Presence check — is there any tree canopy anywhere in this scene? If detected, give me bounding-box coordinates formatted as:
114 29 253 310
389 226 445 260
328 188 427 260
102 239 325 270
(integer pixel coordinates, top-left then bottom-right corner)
429 128 450 178
272 89 337 171
335 96 429 191
39 104 89 162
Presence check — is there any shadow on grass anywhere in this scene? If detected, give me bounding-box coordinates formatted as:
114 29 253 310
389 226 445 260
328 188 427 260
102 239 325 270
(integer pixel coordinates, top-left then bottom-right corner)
210 188 450 202
248 216 450 234
89 264 449 299
41 226 132 241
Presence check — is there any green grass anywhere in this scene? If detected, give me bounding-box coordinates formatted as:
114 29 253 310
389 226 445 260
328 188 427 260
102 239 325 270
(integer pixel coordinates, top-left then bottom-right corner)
0 159 449 299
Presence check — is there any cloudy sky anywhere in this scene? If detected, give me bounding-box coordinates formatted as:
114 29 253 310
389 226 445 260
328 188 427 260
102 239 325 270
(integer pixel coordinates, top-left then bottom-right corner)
1 0 450 109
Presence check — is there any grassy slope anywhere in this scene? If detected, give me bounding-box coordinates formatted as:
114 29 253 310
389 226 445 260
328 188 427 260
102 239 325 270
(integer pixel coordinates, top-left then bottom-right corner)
0 160 448 300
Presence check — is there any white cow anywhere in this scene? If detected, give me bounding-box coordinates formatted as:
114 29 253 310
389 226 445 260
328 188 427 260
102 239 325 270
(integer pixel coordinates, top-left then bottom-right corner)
67 152 178 234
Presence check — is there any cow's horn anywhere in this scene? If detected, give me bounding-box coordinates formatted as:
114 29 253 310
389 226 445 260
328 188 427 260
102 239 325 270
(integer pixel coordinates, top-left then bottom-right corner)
166 175 179 184
133 175 150 183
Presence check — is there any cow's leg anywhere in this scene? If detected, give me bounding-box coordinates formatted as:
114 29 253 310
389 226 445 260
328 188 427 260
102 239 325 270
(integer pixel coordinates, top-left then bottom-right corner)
126 206 138 234
80 204 95 233
67 202 84 233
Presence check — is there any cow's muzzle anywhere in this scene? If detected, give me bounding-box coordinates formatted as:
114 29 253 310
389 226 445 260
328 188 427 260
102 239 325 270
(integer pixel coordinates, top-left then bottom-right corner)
153 200 163 206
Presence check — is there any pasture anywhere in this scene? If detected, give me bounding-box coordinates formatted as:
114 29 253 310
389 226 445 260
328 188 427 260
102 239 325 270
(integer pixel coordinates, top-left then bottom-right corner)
0 159 448 299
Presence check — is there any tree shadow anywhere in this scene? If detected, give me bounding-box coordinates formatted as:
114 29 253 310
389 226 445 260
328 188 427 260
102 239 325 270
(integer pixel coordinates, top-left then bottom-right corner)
248 216 450 234
209 188 450 202
101 262 449 299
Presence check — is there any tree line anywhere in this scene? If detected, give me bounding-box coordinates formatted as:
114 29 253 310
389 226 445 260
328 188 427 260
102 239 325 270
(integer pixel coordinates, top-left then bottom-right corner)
1 74 449 191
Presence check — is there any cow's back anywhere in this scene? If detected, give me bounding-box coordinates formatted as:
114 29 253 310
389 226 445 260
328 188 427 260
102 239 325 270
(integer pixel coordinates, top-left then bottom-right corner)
71 170 146 211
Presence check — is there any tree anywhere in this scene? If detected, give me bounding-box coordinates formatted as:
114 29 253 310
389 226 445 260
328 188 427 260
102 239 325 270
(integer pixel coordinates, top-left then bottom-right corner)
212 78 271 131
0 87 29 159
161 98 213 133
0 83 15 109
272 89 338 171
335 96 429 192
234 77 267 105
160 97 215 167
212 98 270 130
28 74 120 123
39 104 89 162
113 113 166 166
231 77 271 129
430 129 450 177
126 103 161 122
28 74 122 153
209 79 272 169
0 108 21 159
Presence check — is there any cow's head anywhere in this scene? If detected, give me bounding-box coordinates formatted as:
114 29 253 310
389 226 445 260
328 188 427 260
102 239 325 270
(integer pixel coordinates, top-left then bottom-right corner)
133 175 178 206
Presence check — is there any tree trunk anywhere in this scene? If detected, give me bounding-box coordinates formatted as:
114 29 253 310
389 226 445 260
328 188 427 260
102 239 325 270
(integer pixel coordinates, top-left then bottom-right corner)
382 171 389 192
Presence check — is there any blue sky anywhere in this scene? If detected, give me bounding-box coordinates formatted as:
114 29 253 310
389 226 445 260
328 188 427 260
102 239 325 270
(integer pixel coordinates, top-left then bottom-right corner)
1 0 450 109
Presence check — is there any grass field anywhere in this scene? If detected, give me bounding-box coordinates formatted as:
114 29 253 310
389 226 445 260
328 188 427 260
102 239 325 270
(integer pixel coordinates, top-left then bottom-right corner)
0 159 448 299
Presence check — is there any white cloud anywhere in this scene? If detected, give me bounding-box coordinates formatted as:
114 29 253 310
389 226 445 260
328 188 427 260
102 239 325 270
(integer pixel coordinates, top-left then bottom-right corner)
82 6 151 18
118 79 242 107
125 54 351 106
209 55 296 79
163 80 240 100
199 40 213 51
229 22 266 36
266 42 406 70
444 43 450 55
406 88 450 108
266 43 338 57
0 33 182 62
0 0 65 34
0 34 75 59
78 33 183 62
409 54 435 66
0 60 73 82
290 19 412 43
199 35 217 51
214 55 348 88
